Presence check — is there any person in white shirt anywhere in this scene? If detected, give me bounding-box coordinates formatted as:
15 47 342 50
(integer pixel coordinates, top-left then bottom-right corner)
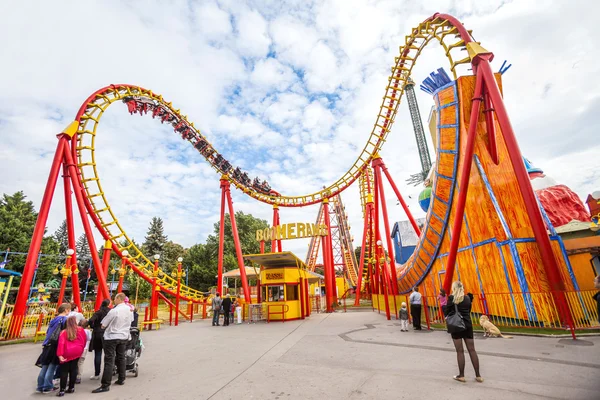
409 287 423 330
92 293 133 393
76 319 93 384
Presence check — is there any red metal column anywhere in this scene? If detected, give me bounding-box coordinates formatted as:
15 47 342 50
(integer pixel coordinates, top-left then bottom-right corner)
321 199 334 312
9 136 67 338
376 231 391 320
304 278 310 317
63 146 110 302
224 182 252 303
217 179 227 295
151 258 159 320
299 277 305 319
442 71 484 294
175 259 182 326
373 159 399 295
477 61 575 334
372 162 382 296
96 241 112 310
62 164 80 308
380 161 422 237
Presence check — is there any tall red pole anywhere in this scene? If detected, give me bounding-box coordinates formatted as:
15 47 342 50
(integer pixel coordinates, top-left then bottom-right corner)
63 146 110 302
321 199 334 312
224 182 252 303
96 241 112 310
477 61 575 333
372 163 381 296
442 71 484 294
9 136 67 338
175 259 182 326
373 159 399 295
217 178 227 295
376 232 391 320
62 165 80 308
380 161 421 237
271 205 277 252
299 277 305 319
151 257 159 320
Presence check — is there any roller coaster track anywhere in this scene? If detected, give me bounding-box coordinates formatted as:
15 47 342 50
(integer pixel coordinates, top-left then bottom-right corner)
68 13 476 299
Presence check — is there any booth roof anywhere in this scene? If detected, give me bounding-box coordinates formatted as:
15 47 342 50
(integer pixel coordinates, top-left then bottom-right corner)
243 251 307 269
222 266 260 278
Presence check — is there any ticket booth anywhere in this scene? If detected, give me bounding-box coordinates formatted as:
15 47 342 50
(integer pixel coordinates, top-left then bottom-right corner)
243 251 314 322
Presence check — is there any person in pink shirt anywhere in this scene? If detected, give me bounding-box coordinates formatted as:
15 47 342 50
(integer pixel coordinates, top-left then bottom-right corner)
56 316 87 396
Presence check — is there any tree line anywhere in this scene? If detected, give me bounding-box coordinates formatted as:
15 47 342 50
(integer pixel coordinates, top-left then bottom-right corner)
0 191 271 301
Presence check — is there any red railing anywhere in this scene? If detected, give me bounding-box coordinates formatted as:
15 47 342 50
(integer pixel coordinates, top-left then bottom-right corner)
267 303 289 323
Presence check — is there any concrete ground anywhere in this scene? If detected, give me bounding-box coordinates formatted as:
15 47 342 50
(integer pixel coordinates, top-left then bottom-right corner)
1 311 599 400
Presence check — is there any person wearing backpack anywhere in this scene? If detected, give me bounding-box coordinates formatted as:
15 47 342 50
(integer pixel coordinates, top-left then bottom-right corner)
56 316 87 396
212 293 223 326
443 281 483 383
88 298 110 380
35 303 70 394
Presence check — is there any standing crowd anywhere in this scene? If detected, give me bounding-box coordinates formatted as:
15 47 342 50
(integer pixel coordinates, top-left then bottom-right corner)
211 293 240 326
35 293 137 395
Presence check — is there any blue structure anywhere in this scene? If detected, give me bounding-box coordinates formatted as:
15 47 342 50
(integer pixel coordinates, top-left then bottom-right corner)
391 218 426 264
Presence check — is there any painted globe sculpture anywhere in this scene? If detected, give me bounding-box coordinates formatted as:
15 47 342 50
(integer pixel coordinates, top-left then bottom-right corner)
418 187 432 212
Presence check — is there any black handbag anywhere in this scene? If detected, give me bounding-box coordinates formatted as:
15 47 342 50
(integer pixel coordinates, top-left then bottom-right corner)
445 303 466 333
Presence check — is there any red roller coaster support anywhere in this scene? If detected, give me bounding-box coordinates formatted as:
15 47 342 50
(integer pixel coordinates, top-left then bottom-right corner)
150 258 159 320
217 179 227 295
224 181 252 304
62 164 80 309
9 137 67 338
271 204 282 253
373 158 400 295
477 61 575 336
321 199 335 312
380 160 421 237
96 241 112 310
442 71 484 294
63 145 110 302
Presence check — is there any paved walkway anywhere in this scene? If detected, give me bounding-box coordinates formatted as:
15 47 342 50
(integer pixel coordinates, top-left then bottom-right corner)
1 311 599 399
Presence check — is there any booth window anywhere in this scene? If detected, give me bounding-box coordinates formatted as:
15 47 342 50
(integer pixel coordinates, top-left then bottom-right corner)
286 284 299 301
264 285 284 302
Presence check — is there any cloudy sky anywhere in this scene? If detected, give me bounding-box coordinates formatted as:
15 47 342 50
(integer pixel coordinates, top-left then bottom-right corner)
0 0 598 265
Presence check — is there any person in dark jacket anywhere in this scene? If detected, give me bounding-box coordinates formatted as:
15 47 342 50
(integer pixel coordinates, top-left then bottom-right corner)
87 299 110 380
222 294 232 326
443 281 483 383
36 303 70 394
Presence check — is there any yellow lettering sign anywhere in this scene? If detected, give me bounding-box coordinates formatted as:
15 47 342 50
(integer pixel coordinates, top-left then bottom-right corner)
255 222 328 241
266 272 284 280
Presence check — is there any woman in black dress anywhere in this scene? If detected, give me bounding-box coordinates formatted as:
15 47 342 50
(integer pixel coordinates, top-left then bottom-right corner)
444 281 483 383
87 299 110 380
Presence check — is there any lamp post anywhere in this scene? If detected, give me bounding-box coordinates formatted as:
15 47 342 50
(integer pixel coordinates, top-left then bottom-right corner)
150 254 160 321
116 250 129 293
171 257 185 326
55 249 75 306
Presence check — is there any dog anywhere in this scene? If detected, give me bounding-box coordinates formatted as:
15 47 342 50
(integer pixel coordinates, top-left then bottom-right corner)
479 315 513 338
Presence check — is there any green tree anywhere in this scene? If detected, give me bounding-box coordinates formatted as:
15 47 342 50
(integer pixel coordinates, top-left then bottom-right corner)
53 220 69 255
0 191 38 255
76 233 91 261
162 241 186 272
183 212 271 291
142 217 168 257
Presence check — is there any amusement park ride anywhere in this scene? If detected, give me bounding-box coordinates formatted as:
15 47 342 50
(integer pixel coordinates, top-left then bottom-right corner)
6 13 597 338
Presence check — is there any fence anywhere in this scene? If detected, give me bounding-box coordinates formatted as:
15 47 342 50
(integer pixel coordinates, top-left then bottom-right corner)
414 290 599 331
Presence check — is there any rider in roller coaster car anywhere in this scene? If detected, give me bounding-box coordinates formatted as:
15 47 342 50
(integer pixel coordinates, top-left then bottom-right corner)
232 167 242 180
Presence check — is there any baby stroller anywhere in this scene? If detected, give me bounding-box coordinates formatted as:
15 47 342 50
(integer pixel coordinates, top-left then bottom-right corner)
113 327 142 378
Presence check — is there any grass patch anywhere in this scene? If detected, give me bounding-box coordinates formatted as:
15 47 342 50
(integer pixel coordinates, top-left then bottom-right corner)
0 337 36 346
